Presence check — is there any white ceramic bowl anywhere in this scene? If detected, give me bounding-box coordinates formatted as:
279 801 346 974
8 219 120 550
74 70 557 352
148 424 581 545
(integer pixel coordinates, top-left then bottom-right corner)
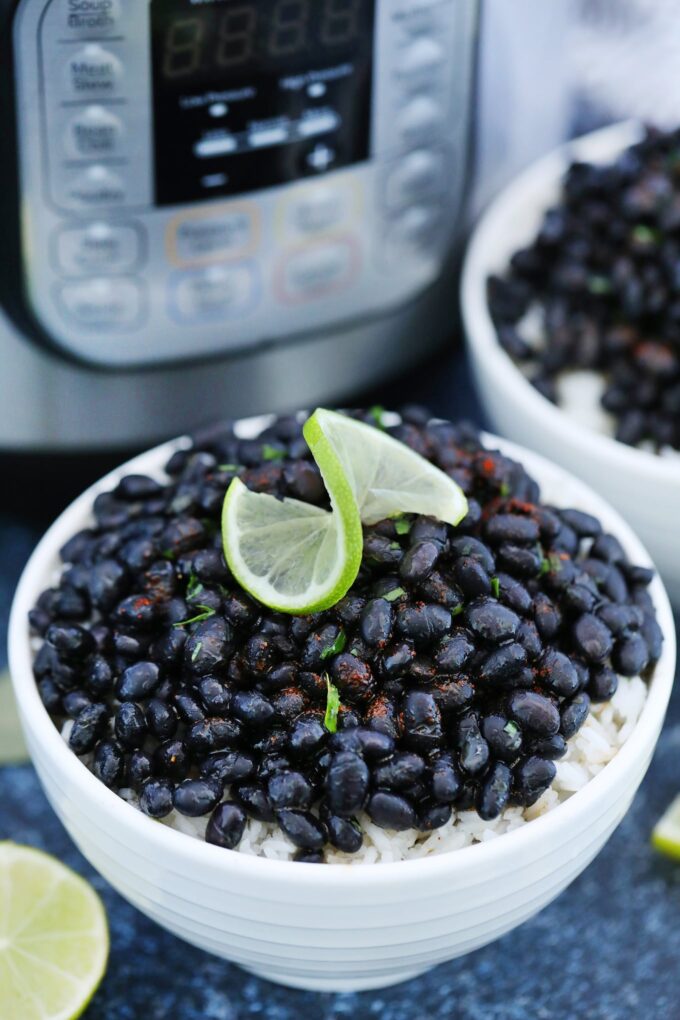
8 423 676 993
461 122 680 607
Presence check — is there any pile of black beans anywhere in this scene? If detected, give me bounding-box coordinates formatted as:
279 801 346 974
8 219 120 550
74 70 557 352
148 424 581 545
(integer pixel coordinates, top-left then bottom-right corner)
488 125 680 452
30 408 663 862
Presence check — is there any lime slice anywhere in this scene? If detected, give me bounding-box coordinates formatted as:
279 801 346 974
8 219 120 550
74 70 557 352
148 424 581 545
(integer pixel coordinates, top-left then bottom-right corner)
0 671 28 766
0 844 109 1020
222 409 468 614
222 424 363 613
652 795 680 860
305 409 469 526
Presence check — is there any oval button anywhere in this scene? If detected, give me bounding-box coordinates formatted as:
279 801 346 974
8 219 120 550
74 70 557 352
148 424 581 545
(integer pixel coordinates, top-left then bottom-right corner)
59 278 143 330
168 207 257 266
65 165 127 207
60 0 121 36
55 222 142 275
276 237 359 304
67 106 124 158
385 150 446 209
64 45 123 98
170 264 257 322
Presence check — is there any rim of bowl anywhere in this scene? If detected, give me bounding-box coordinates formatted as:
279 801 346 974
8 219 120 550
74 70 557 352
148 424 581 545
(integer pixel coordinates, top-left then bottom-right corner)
8 424 676 886
461 119 679 485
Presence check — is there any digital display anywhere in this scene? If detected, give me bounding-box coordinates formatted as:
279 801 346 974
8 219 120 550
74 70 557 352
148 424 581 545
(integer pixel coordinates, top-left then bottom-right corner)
150 0 376 206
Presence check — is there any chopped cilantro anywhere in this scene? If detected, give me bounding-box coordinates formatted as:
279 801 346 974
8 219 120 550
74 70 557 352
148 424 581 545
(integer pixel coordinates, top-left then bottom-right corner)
173 606 216 628
262 444 285 462
324 675 341 733
389 541 402 551
191 641 203 662
320 630 347 660
587 275 612 296
451 603 464 617
186 572 203 600
161 549 176 561
539 557 551 577
218 463 243 473
394 516 412 536
632 224 659 245
503 721 520 738
368 405 386 429
383 586 406 603
499 482 511 498
490 576 500 599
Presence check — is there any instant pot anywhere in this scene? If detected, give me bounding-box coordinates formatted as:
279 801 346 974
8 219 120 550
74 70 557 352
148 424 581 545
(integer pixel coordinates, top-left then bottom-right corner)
0 0 480 451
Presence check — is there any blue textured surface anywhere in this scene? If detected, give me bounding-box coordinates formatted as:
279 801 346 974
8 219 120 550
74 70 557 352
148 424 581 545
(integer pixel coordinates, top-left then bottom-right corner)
2 352 679 1019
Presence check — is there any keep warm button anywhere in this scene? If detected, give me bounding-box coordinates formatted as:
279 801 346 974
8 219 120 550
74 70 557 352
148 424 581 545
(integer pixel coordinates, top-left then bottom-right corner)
276 237 359 304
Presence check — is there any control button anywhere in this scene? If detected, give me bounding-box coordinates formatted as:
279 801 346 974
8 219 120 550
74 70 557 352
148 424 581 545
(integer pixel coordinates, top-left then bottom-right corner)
67 106 123 158
249 125 289 149
298 110 340 139
59 278 142 330
393 0 450 12
290 188 348 235
55 222 141 275
60 0 121 35
65 45 123 97
64 165 126 207
194 134 238 159
170 264 257 322
398 96 442 146
168 206 257 265
397 37 445 77
387 204 444 254
277 237 359 304
385 150 446 208
304 143 337 173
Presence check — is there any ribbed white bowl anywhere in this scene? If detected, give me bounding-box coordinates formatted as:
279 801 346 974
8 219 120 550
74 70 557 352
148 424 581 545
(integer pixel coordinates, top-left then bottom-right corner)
461 122 680 607
8 424 676 992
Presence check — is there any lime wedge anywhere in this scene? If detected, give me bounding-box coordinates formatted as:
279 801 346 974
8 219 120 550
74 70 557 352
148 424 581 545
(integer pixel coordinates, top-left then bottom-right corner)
0 844 109 1020
222 409 468 614
305 409 468 526
652 795 680 861
0 671 28 766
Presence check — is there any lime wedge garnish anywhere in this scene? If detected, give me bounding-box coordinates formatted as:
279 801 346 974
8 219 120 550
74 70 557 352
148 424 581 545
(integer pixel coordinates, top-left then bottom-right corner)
0 672 28 765
222 409 468 614
652 795 680 860
305 409 469 526
0 843 109 1020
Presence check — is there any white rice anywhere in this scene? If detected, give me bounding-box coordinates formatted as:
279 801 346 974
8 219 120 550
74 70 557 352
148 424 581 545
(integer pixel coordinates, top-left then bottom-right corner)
60 674 647 864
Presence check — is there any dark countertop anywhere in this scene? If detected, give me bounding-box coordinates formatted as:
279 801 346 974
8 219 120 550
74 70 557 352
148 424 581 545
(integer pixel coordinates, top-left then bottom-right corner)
2 350 679 1020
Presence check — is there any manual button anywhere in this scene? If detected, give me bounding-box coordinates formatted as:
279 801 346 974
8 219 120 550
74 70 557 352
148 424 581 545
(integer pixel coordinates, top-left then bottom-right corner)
55 222 141 275
65 45 123 98
59 278 143 330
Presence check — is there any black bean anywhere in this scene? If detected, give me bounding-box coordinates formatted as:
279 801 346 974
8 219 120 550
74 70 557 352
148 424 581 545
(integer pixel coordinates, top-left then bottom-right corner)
267 771 314 811
533 593 562 640
186 718 241 756
395 603 451 646
46 624 95 660
466 598 521 643
153 738 189 780
486 514 540 545
232 782 275 822
411 517 449 548
538 649 580 697
419 801 453 831
146 698 178 740
530 734 568 759
453 556 492 596
482 715 523 761
173 690 205 724
206 802 247 849
591 533 627 565
328 730 393 762
560 693 591 738
68 703 108 755
140 778 175 819
497 544 543 577
477 762 512 820
287 714 327 758
372 752 427 791
231 691 276 729
597 604 641 636
174 779 222 817
93 739 124 788
516 620 543 659
588 666 619 702
558 508 602 538
430 753 461 803
325 814 363 853
432 678 475 714
508 690 560 736
201 750 255 785
513 756 556 806
277 810 327 850
496 573 533 614
399 541 440 583
562 584 597 615
196 676 232 715
479 643 528 685
380 640 416 677
450 536 495 572
642 613 664 661
457 713 490 775
367 792 417 830
433 632 475 673
613 633 649 676
294 850 325 863
184 618 233 676
115 702 147 748
62 690 92 719
401 690 442 752
573 614 614 663
326 752 370 816
329 653 375 704
360 599 393 647
116 661 160 701
38 678 63 714
127 749 152 789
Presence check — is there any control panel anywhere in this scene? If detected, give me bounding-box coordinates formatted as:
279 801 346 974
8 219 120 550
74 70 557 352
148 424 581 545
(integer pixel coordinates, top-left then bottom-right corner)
13 0 475 368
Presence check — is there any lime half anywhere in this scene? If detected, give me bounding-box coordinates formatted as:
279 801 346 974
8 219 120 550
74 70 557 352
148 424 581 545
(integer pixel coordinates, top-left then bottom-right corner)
652 795 680 861
222 409 468 614
0 844 109 1020
306 409 468 526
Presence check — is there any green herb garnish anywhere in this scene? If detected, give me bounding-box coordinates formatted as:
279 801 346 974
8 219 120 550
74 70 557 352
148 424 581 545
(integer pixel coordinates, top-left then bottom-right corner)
451 604 464 617
218 463 243 472
632 224 659 245
320 630 347 660
539 557 551 577
499 482 511 498
587 275 612 296
191 641 203 662
324 675 341 733
262 444 285 462
186 572 204 600
383 586 406 603
368 405 386 429
490 576 500 599
503 721 520 738
394 516 412 536
173 606 216 628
